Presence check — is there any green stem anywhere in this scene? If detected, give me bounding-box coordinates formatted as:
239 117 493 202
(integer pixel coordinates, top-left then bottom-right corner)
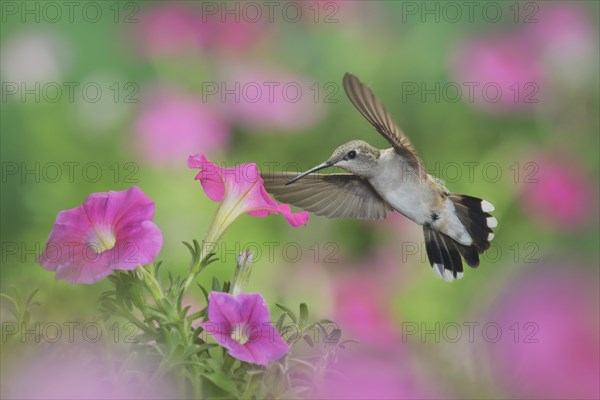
191 366 202 399
240 373 261 400
181 203 230 295
137 265 164 301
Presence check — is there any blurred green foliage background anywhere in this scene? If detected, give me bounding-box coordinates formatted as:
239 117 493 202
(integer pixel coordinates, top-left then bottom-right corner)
1 1 599 399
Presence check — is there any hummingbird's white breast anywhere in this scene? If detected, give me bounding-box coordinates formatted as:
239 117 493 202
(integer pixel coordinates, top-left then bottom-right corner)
369 149 473 246
368 149 440 225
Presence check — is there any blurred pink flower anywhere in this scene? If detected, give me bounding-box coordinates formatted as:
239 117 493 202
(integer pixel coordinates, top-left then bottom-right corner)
334 278 398 344
520 154 596 230
197 13 265 53
202 292 289 366
525 4 598 87
316 349 434 399
486 264 600 399
6 343 174 399
333 255 402 345
188 153 308 228
37 187 163 284
220 66 325 132
134 3 265 57
451 34 542 113
135 4 202 57
134 88 229 166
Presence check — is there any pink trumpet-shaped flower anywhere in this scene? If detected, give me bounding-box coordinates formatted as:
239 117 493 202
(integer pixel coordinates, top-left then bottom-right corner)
202 292 289 366
188 153 308 230
37 187 163 284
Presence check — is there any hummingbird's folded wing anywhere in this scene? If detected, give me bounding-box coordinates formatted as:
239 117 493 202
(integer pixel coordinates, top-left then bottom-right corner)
343 73 426 176
262 172 393 220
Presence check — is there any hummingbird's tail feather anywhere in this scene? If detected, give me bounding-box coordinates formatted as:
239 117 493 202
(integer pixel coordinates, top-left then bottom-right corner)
449 194 496 252
423 227 464 282
423 194 496 282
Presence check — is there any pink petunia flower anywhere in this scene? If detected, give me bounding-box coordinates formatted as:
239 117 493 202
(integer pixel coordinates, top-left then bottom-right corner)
188 153 308 236
37 186 163 284
202 292 289 366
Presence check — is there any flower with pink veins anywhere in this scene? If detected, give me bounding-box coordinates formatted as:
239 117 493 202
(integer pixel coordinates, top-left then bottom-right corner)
188 153 308 235
183 154 307 292
134 88 230 167
202 292 289 366
37 186 163 284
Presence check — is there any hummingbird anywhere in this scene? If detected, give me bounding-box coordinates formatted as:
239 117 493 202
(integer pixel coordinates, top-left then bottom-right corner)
262 73 497 282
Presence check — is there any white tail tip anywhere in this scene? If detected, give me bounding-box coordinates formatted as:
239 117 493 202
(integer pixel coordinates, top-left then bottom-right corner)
481 200 495 212
487 217 498 228
488 232 495 241
433 264 456 282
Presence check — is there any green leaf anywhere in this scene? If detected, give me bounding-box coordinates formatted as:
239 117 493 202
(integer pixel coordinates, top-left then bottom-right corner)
197 284 209 301
299 303 308 327
187 308 206 322
25 289 40 308
275 313 287 333
222 280 231 293
182 241 195 257
275 304 297 323
302 334 314 347
201 372 240 398
193 239 201 256
203 254 219 267
211 277 221 292
204 357 223 373
0 293 17 308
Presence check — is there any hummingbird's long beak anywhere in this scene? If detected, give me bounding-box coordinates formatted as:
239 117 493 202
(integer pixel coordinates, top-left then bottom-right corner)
286 161 333 185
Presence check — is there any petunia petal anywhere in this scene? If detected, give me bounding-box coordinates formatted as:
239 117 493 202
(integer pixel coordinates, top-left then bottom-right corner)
237 293 271 325
206 292 241 327
188 154 225 202
203 292 289 366
277 204 309 227
38 187 163 284
110 220 163 270
245 328 289 366
188 153 310 228
54 250 113 284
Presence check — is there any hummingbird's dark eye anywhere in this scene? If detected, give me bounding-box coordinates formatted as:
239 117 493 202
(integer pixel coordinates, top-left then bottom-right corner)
347 150 357 159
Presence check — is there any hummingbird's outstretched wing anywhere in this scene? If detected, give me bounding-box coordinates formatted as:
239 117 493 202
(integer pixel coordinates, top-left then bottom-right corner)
343 73 426 176
262 172 393 219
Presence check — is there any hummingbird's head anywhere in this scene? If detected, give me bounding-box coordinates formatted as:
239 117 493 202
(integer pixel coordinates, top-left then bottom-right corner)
286 140 380 185
327 140 380 177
